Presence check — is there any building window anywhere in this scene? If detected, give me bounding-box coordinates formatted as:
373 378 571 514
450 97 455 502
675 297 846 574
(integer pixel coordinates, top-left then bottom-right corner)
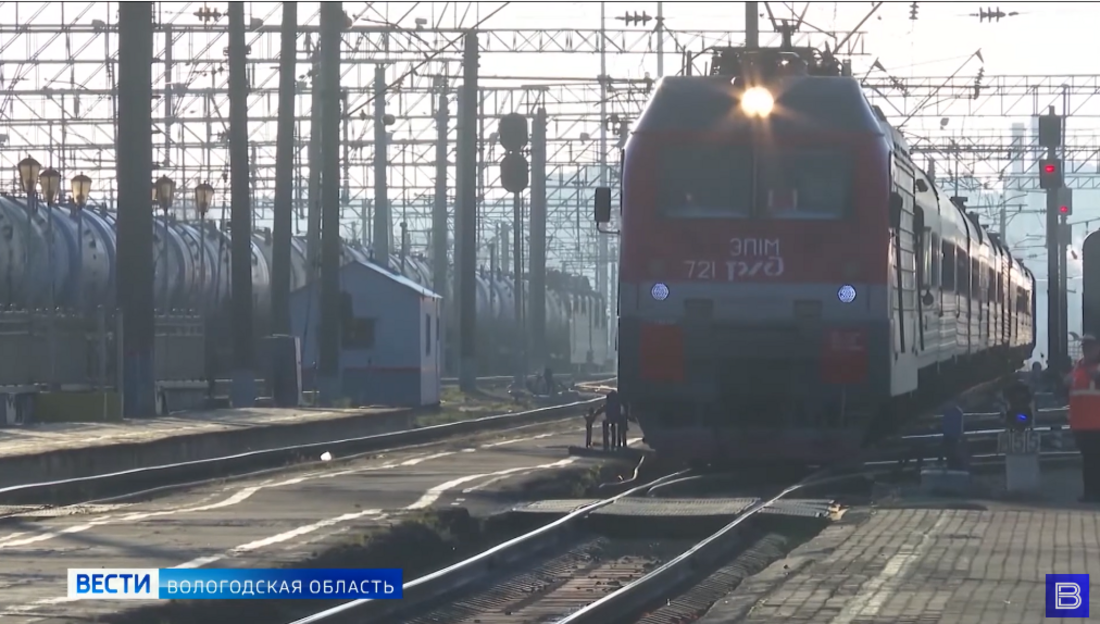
425 313 431 355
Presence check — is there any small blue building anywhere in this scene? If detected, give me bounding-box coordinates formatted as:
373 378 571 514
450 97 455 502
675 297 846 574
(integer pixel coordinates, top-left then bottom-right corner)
290 260 443 407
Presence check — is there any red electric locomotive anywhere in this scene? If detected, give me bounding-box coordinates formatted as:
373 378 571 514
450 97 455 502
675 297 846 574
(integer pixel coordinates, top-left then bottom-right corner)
594 44 1036 467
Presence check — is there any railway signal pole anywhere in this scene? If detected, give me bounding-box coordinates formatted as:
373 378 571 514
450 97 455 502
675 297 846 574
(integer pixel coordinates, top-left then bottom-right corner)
498 113 530 388
1039 108 1066 373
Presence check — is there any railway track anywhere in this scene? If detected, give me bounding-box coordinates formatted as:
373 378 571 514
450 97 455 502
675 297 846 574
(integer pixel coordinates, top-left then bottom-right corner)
286 462 846 624
286 387 1073 624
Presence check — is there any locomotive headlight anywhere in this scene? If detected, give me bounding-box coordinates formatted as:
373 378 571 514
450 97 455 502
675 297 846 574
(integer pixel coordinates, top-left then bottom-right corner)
740 86 774 117
838 284 857 304
651 283 670 301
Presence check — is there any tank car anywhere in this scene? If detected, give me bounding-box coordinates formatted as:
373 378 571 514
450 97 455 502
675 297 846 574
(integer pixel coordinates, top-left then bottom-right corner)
601 45 1036 467
0 195 610 379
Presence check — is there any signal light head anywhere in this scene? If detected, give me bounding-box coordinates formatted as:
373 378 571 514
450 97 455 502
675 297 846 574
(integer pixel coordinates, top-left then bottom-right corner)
1039 158 1064 189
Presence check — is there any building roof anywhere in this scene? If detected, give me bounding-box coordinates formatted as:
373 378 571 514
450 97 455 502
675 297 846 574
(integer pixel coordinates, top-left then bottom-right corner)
349 259 442 300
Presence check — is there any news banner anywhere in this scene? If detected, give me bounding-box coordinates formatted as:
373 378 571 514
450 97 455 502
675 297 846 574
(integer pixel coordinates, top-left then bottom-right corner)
64 568 1094 615
68 568 403 600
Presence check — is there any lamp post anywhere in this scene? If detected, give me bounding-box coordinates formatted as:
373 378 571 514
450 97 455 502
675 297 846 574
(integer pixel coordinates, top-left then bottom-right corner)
71 173 91 313
194 182 214 311
38 166 62 387
154 175 176 312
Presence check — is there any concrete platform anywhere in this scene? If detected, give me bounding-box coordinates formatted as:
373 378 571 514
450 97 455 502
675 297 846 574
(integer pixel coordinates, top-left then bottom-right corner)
699 466 1100 624
0 406 414 488
512 497 839 519
0 423 601 624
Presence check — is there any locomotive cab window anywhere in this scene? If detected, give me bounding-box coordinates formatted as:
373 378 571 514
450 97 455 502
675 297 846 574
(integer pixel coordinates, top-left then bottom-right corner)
756 148 852 220
657 144 752 218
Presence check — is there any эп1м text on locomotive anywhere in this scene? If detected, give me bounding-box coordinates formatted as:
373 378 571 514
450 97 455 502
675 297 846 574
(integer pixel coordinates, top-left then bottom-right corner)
0 196 611 378
594 44 1036 468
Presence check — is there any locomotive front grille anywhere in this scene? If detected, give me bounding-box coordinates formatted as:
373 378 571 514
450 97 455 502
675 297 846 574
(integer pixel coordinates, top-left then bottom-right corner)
685 324 853 429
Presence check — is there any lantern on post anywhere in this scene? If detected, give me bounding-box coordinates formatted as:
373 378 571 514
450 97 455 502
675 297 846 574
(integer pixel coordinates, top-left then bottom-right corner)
17 156 41 197
194 182 214 219
38 168 62 206
154 175 176 214
70 173 92 210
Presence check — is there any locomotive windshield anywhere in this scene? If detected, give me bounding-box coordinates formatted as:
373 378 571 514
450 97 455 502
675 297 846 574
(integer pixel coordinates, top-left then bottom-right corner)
657 144 753 218
757 148 852 219
657 144 853 220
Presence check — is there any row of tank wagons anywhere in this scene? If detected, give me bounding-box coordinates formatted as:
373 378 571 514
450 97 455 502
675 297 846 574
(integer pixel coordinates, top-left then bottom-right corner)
0 199 609 338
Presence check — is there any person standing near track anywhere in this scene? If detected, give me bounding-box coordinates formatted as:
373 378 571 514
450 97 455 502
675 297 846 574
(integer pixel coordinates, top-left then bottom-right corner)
1069 334 1100 502
604 390 622 450
941 402 965 470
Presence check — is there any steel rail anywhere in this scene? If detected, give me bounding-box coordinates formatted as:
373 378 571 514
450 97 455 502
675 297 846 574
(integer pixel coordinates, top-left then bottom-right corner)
286 469 693 624
551 470 843 624
0 386 615 506
866 448 1079 470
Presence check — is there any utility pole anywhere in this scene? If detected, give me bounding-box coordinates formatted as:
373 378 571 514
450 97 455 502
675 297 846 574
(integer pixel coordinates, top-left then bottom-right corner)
270 1 297 336
656 3 665 76
306 39 322 282
431 80 450 371
1059 88 1071 370
116 2 155 417
228 3 255 407
317 2 343 404
432 81 449 298
597 3 609 365
373 65 391 267
746 2 759 48
456 31 480 392
1039 107 1064 373
529 107 548 369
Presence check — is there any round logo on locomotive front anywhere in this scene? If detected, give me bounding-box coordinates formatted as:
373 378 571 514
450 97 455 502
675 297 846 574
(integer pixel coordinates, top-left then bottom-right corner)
651 283 670 301
838 284 857 304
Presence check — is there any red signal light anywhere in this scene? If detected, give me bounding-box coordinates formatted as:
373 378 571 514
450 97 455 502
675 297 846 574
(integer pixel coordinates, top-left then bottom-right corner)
1045 163 1057 174
1060 205 1069 214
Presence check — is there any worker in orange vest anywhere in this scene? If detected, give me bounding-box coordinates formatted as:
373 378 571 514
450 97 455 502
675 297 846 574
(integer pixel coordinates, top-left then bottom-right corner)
1069 334 1100 502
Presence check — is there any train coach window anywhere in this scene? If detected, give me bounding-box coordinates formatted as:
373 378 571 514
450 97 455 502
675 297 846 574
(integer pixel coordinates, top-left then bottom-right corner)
757 148 852 220
941 242 955 291
657 144 752 218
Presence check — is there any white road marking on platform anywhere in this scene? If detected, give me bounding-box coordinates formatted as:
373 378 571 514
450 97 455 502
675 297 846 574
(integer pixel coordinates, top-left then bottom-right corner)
0 431 564 546
173 508 388 569
407 459 577 510
829 515 949 624
3 456 581 619
462 471 533 494
481 432 557 448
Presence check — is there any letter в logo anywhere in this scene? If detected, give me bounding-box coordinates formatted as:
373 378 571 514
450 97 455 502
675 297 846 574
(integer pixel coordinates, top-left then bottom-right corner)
1046 573 1089 618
